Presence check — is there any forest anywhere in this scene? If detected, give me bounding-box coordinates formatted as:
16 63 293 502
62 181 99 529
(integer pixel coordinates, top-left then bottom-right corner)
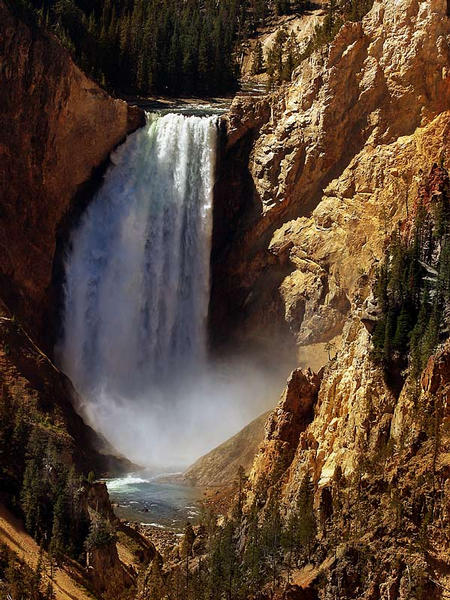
11 0 303 96
372 163 450 383
11 0 374 97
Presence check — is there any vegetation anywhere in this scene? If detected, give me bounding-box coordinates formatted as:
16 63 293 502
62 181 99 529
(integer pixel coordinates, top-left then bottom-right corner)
7 0 289 97
0 387 94 568
0 543 55 600
251 40 265 75
8 0 377 97
20 431 90 562
264 0 375 87
85 518 117 550
371 164 450 381
140 468 318 600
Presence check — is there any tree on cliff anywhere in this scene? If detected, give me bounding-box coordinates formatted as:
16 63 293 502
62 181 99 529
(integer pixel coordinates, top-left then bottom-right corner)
295 474 317 559
49 492 67 563
243 501 266 594
143 555 165 600
266 27 288 88
251 40 265 75
372 164 449 380
207 519 242 600
261 493 283 593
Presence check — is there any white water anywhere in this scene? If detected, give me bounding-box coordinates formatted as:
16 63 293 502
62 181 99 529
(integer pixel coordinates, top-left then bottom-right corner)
58 112 281 468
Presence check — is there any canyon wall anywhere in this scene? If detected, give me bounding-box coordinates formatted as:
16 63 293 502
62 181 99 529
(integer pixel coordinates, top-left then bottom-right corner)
214 0 449 596
0 0 143 472
0 0 144 343
0 6 148 597
212 0 450 367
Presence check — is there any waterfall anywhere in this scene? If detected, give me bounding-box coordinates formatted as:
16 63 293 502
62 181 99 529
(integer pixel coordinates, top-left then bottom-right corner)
58 111 280 468
57 113 219 464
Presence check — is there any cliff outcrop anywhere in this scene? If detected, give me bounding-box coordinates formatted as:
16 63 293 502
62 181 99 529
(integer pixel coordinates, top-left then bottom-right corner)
212 0 450 362
0 0 144 343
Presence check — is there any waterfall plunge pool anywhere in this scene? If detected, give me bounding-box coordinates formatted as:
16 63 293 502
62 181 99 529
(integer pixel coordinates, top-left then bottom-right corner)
105 473 202 531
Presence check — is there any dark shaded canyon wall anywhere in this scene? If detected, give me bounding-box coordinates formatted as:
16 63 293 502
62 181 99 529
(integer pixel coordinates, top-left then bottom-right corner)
0 0 144 345
0 2 142 481
211 102 298 364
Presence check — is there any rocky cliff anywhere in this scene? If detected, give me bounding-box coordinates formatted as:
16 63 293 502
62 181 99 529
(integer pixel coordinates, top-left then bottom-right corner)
0 0 144 344
212 0 450 597
212 0 450 365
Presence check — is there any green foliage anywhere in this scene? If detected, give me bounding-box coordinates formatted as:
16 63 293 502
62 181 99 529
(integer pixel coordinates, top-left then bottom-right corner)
372 165 450 379
17 0 375 97
85 518 116 550
0 543 50 600
205 518 242 599
17 0 254 96
142 555 165 600
264 0 375 90
295 474 317 557
19 431 90 561
251 40 265 75
148 471 318 600
243 501 266 594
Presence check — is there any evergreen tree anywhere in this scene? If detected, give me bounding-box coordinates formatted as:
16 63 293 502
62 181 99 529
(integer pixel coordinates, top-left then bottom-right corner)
143 555 165 600
49 492 67 564
261 493 283 594
295 474 317 559
251 40 264 75
243 501 265 594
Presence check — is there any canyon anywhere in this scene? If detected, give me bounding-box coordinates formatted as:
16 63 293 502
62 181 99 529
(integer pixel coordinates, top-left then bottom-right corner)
0 0 449 598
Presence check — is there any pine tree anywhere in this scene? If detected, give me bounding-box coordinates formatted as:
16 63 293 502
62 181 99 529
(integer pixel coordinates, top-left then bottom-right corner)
49 492 67 564
243 502 265 594
261 493 283 594
296 474 317 559
143 555 165 600
251 40 264 75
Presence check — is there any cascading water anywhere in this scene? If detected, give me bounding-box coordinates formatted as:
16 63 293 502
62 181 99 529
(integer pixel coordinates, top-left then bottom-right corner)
58 112 217 464
59 113 216 393
58 111 280 468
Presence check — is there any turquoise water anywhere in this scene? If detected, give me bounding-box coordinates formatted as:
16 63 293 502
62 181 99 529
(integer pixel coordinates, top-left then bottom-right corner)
106 474 202 531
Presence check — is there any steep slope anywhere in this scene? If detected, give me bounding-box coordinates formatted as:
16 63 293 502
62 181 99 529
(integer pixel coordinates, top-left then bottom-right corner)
209 0 450 597
0 301 128 487
240 8 325 84
184 411 270 487
0 503 97 600
212 0 450 361
0 0 144 343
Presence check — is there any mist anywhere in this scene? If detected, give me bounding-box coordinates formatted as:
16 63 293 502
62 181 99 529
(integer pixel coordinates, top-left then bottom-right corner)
56 111 289 472
74 354 287 469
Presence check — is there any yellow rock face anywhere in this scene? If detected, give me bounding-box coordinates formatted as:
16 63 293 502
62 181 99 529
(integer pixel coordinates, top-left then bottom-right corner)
225 1 450 593
217 0 449 362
